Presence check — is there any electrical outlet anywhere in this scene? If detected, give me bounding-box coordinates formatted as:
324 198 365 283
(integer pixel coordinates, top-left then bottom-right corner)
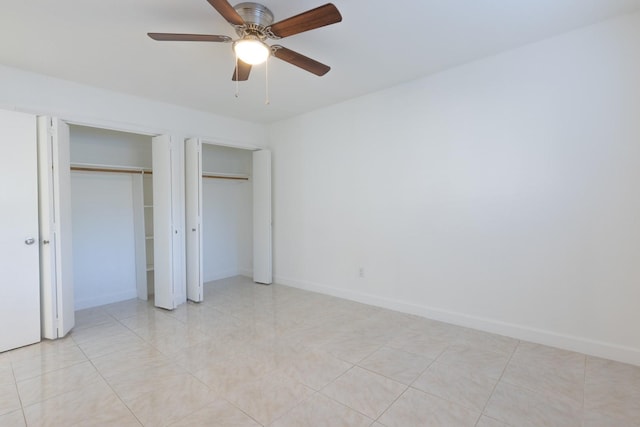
359 267 364 278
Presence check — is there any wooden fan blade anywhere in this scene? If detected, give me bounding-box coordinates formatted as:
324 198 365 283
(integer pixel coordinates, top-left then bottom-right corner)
232 60 252 81
272 46 330 76
148 33 232 42
268 3 342 38
205 0 245 26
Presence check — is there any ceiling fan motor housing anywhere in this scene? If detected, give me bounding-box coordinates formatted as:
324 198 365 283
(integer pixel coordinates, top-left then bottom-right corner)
234 2 274 37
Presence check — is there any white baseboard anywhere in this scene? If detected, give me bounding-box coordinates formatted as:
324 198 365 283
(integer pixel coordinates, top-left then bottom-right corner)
75 289 138 311
204 269 245 283
275 275 640 367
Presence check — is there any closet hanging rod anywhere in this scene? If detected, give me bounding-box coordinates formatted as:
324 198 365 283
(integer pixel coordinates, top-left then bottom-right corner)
202 174 249 181
70 165 152 175
70 165 249 180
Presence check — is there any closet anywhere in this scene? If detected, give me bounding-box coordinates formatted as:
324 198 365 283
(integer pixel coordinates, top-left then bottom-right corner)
69 126 184 310
185 140 271 301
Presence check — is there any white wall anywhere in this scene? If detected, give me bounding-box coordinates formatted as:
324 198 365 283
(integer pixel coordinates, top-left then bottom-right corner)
71 172 138 309
71 125 152 168
201 144 253 282
0 64 266 149
268 11 640 365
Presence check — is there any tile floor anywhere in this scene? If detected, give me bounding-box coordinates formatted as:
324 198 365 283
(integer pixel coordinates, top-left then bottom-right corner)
1 275 639 426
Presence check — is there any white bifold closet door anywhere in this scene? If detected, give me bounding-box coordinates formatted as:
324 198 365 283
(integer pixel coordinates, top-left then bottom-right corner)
152 134 185 309
185 138 203 302
253 149 272 284
0 110 41 352
37 116 75 339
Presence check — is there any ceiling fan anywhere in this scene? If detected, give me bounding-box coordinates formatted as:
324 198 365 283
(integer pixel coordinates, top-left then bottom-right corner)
148 1 342 81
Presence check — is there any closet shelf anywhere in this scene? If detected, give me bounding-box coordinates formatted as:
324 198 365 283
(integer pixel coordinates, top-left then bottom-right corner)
144 205 153 208
146 264 154 272
145 236 154 240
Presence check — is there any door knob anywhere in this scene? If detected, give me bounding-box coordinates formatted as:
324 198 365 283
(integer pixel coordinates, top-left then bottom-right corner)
25 238 35 245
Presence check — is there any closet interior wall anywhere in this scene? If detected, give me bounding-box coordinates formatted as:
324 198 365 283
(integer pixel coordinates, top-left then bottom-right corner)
201 143 253 282
69 125 153 309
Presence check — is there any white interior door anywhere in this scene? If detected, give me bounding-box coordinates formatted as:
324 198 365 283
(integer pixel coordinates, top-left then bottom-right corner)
152 135 176 309
0 110 41 352
37 117 75 339
185 138 203 302
253 149 272 284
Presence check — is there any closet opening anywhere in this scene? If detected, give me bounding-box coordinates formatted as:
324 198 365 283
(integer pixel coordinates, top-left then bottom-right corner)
69 125 155 309
199 142 253 293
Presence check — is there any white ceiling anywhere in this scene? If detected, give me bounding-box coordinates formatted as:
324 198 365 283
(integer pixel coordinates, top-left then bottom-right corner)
1 0 640 123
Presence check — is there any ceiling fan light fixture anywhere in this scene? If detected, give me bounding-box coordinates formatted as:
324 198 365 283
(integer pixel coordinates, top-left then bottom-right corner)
233 36 270 65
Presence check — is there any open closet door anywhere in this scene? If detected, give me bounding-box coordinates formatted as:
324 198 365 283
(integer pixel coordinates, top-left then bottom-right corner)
152 135 177 309
0 110 41 352
37 117 75 338
253 149 272 284
185 138 203 302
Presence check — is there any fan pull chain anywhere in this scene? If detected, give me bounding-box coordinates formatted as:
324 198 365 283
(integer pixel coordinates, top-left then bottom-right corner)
234 52 240 98
265 57 270 105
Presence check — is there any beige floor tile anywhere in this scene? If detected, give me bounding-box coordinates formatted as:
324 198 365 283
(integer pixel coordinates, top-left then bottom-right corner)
405 318 463 342
16 361 102 406
91 343 170 380
0 409 26 427
102 298 155 320
412 361 497 411
5 336 76 362
168 398 260 427
271 392 373 427
171 340 243 373
226 371 313 425
321 366 406 419
501 358 584 404
387 332 452 360
106 365 190 403
193 352 278 396
510 342 585 372
73 307 116 330
455 328 518 356
378 387 480 427
125 374 217 426
0 360 14 385
584 356 640 423
0 381 21 416
22 380 140 427
584 382 640 424
583 408 640 427
320 333 385 364
586 356 640 393
358 347 432 385
239 336 303 370
142 327 210 357
9 341 87 382
436 344 510 379
484 382 582 427
69 321 132 344
475 415 511 427
278 348 352 390
76 329 146 359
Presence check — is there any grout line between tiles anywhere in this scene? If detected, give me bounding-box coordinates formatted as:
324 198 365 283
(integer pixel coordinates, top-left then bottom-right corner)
475 339 519 426
75 339 145 427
